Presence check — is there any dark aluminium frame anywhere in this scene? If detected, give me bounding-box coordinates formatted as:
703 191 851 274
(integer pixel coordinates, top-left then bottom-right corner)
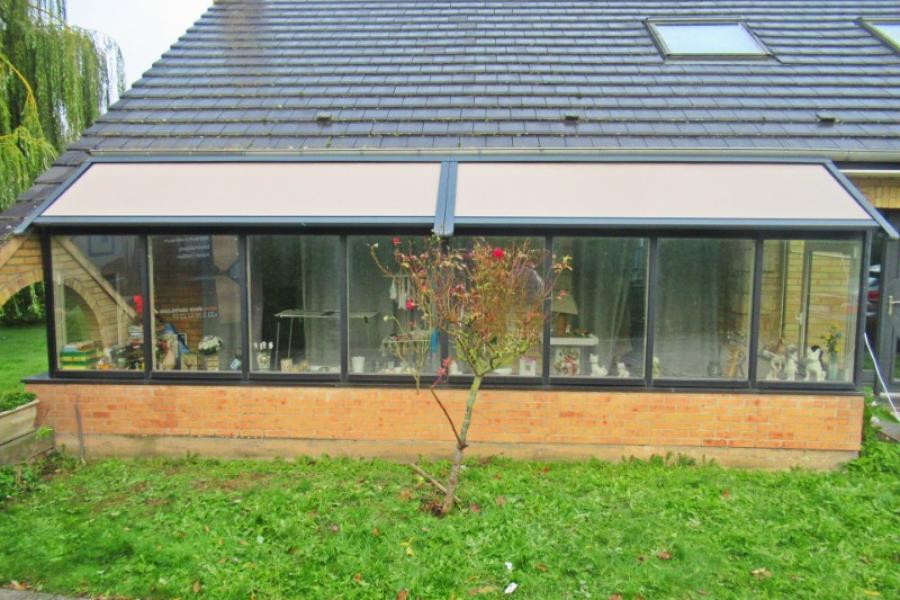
30 154 888 395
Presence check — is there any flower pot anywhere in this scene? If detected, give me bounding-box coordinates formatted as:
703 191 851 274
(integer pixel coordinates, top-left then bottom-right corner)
203 355 220 371
0 400 38 446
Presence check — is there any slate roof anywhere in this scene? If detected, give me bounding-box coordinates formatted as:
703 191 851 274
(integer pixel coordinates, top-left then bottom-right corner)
4 0 900 234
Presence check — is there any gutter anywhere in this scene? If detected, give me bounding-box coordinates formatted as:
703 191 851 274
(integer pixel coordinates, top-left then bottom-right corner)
87 146 900 164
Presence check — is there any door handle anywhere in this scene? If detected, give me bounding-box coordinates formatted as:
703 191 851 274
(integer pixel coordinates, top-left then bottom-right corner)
889 295 900 316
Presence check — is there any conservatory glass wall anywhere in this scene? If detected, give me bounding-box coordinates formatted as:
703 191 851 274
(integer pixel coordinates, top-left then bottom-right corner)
50 234 145 372
45 231 868 390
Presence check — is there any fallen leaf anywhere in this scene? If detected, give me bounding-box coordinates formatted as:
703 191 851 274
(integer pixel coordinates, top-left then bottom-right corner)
542 466 550 473
192 580 202 594
534 563 548 572
751 568 772 579
330 524 340 533
721 489 731 498
399 489 413 500
495 495 507 506
637 555 646 563
371 527 381 536
608 594 623 600
468 586 499 596
9 581 28 590
656 550 672 561
353 573 362 583
396 590 409 600
469 503 481 513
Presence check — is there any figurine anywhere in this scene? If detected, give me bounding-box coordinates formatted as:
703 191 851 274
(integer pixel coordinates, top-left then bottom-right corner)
784 346 799 380
589 354 608 377
616 361 630 378
159 332 179 370
760 348 785 381
805 346 826 381
764 354 785 381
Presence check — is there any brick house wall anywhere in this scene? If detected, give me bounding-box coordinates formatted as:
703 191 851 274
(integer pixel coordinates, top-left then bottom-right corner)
28 382 863 469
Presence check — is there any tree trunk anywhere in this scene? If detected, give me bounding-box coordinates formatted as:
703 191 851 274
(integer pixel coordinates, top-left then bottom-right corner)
441 375 482 514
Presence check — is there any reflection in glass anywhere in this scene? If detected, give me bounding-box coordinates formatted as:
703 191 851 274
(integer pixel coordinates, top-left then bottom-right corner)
655 239 754 380
51 235 145 371
552 237 648 378
150 235 242 372
757 239 861 383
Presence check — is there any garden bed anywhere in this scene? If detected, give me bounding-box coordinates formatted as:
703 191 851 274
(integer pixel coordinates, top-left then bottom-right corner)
0 434 897 599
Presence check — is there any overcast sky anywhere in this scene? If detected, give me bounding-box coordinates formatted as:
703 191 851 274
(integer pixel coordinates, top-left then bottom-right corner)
67 0 213 89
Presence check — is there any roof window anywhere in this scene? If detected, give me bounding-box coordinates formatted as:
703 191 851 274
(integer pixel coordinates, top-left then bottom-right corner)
863 20 900 52
647 21 770 59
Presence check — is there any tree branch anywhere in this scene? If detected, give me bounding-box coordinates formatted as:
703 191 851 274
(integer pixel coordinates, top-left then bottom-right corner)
411 463 461 504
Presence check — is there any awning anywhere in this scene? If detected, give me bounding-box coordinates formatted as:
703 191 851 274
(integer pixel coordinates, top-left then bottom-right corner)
37 162 443 225
453 162 878 228
30 158 893 236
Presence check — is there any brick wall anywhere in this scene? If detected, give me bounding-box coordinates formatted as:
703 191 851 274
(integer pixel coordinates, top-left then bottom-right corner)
27 382 864 468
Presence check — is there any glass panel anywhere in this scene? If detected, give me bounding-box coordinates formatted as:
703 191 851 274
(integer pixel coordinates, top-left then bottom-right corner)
51 235 145 372
248 236 340 374
871 23 900 48
150 235 242 372
655 239 754 380
757 239 861 383
449 236 545 378
552 237 648 378
654 23 766 55
348 236 438 376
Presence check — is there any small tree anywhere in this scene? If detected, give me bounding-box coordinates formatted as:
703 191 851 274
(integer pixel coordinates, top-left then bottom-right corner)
373 235 570 514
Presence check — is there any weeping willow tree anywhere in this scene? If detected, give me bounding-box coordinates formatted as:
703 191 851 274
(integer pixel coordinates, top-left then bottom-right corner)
0 0 123 324
0 0 124 211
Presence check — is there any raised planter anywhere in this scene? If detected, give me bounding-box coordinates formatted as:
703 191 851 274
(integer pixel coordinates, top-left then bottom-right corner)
0 400 38 446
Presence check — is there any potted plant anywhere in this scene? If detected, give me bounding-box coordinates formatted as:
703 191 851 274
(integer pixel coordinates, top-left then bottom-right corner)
198 335 224 371
821 326 843 381
0 391 38 446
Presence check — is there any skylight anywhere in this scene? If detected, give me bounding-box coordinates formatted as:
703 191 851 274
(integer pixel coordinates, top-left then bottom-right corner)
864 20 900 51
648 21 769 58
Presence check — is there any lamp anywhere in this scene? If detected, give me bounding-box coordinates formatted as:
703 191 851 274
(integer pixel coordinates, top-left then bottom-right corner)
551 290 578 336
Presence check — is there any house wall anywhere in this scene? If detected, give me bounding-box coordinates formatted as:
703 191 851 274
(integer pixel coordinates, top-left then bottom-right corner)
850 176 900 210
27 382 863 469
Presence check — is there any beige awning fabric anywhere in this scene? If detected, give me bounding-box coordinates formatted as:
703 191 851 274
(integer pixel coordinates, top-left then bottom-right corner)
39 162 442 221
32 159 887 233
453 162 873 224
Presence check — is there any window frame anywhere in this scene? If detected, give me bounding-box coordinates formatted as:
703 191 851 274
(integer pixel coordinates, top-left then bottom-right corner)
646 19 773 61
861 18 900 53
38 226 868 394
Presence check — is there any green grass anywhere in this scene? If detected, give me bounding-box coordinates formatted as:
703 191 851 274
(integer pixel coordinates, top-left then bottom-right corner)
0 438 897 600
0 324 47 394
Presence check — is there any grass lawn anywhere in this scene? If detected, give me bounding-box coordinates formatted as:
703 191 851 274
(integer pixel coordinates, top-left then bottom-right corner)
0 431 898 600
0 324 47 394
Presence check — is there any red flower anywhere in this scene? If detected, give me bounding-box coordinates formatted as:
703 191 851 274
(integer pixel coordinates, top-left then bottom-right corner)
392 237 401 246
491 247 505 259
405 299 416 311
